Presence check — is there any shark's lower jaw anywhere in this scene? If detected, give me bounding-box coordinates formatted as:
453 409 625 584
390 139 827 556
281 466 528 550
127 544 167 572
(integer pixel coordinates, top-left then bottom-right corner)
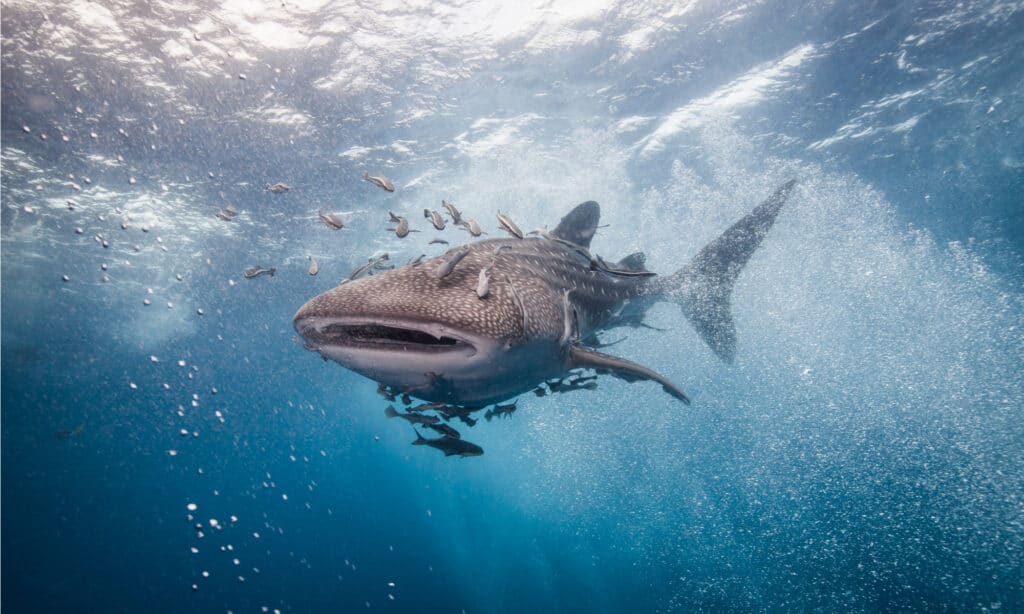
295 317 477 356
294 315 558 405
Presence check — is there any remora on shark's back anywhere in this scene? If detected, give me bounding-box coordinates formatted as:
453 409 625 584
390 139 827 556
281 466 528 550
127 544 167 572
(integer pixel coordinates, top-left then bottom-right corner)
293 180 797 406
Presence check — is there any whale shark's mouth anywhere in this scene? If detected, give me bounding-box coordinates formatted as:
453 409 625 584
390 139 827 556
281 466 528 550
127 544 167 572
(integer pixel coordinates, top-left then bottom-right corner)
296 318 475 354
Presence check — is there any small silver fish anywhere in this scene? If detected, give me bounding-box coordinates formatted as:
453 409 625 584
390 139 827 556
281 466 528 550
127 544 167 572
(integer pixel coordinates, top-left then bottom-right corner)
476 266 490 299
349 254 390 280
497 211 524 239
216 203 238 221
307 256 319 276
388 211 416 238
385 405 439 426
434 245 471 279
264 183 290 193
484 401 517 421
442 200 463 226
318 210 345 230
423 209 446 230
460 218 484 237
364 172 395 192
412 430 483 457
409 254 426 266
243 266 276 279
425 422 461 439
429 237 449 245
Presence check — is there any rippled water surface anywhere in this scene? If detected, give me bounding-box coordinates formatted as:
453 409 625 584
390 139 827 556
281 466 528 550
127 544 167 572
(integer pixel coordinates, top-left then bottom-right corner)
3 1 1023 612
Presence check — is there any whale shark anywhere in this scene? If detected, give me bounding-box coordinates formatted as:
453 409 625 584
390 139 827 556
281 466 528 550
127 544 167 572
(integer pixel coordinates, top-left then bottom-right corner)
293 180 796 406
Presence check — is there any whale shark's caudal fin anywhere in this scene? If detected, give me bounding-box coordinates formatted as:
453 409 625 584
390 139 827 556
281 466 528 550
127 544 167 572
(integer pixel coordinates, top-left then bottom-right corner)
654 179 797 363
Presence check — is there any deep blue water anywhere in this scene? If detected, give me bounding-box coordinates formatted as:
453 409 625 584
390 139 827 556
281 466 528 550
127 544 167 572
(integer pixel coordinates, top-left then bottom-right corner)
3 1 1023 612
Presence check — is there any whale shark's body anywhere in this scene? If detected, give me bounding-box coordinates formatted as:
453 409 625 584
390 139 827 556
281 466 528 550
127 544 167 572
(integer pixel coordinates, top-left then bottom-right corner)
293 180 796 406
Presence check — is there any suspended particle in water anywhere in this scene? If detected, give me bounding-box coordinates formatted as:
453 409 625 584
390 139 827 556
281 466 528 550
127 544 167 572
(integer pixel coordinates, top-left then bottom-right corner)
129 382 138 390
190 547 198 554
168 449 178 456
23 205 35 213
162 383 170 390
167 302 174 309
22 125 30 133
176 273 183 281
202 571 209 578
102 275 109 283
196 308 204 316
186 503 197 511
230 515 237 523
178 360 186 367
191 584 198 592
101 263 108 271
150 355 159 363
40 134 47 140
90 132 97 139
62 135 70 142
253 532 260 539
143 299 151 306
179 429 188 437
62 274 70 282
74 227 84 234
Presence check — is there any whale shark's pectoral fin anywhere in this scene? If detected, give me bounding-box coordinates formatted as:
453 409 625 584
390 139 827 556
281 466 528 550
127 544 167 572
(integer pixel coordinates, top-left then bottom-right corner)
568 345 691 405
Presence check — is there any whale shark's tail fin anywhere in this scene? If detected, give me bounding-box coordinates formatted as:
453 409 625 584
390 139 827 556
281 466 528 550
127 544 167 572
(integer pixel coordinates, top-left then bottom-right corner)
655 180 796 363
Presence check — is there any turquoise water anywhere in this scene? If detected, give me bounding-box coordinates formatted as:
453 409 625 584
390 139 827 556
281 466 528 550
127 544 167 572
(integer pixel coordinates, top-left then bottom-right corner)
3 1 1023 612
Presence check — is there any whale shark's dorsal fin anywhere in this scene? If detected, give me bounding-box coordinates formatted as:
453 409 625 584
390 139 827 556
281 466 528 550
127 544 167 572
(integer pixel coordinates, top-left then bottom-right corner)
551 201 600 248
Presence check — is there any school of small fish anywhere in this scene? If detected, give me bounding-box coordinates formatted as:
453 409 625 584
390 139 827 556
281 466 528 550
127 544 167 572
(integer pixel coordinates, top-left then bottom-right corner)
57 164 551 458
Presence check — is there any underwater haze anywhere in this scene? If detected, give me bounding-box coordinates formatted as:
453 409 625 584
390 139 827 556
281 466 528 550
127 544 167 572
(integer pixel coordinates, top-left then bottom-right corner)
3 0 1023 612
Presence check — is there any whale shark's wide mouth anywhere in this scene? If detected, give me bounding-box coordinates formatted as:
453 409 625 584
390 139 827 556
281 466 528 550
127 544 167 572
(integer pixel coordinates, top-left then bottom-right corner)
295 317 476 354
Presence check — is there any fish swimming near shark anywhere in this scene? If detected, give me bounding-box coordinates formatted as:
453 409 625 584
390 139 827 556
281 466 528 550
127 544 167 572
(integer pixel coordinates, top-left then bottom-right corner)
412 429 483 457
294 180 797 406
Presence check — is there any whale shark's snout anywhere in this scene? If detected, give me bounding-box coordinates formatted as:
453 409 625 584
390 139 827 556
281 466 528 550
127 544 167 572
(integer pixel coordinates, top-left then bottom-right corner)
292 275 532 404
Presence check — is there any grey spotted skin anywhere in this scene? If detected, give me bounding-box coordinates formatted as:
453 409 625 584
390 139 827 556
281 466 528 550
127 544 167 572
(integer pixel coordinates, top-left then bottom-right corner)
294 180 797 406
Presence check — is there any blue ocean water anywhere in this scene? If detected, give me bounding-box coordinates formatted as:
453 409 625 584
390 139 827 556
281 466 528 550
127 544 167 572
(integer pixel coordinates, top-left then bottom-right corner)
2 1 1023 612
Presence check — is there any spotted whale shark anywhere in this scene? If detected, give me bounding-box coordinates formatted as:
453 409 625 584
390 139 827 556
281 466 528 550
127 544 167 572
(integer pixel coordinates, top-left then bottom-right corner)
293 180 796 406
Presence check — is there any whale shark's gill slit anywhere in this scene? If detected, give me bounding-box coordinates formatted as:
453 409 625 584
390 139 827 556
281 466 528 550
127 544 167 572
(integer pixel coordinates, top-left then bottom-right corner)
321 323 459 347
